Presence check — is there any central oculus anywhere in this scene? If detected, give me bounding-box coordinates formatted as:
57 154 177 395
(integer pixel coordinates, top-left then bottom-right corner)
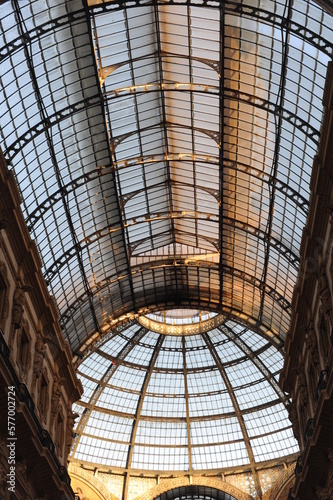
137 309 225 336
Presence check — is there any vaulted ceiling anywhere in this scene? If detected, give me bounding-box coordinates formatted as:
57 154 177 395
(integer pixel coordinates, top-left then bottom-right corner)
1 0 333 487
1 0 332 355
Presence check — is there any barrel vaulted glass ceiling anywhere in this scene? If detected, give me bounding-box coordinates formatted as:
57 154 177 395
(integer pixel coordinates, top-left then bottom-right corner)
1 0 332 353
0 0 332 485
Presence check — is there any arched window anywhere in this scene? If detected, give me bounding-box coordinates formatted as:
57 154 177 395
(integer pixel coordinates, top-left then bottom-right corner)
154 486 238 500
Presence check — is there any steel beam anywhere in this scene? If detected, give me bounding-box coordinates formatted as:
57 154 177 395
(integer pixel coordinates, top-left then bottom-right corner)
43 209 299 284
12 0 102 338
25 154 308 230
220 323 287 403
258 0 292 327
122 334 165 500
71 326 148 456
202 332 263 499
88 0 333 58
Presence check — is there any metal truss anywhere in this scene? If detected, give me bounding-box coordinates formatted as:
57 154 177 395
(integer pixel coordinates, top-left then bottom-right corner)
83 0 137 311
0 8 87 63
11 0 102 337
3 75 320 163
58 259 291 346
24 152 308 233
103 85 320 146
258 0 292 327
43 206 299 287
76 396 286 423
3 95 100 163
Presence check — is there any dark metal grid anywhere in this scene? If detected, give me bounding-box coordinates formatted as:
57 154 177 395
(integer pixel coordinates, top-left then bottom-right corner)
88 0 333 59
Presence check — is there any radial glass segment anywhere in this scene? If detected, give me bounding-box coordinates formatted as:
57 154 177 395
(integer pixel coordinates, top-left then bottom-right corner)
70 317 299 472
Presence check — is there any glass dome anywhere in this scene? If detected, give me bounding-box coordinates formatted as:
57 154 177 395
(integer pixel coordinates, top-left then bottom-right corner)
70 315 298 472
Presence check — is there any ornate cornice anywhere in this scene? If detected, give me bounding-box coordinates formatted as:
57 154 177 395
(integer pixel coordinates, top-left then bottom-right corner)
132 476 253 500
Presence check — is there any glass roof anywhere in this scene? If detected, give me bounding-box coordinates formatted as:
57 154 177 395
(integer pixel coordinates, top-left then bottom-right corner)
70 318 298 472
0 0 332 489
0 0 332 354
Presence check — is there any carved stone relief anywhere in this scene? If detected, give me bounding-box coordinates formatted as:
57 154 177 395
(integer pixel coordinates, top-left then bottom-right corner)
287 401 300 441
318 266 332 321
66 406 79 458
12 285 26 330
16 319 32 379
297 366 309 409
51 374 65 426
305 323 320 373
33 332 47 382
0 262 9 329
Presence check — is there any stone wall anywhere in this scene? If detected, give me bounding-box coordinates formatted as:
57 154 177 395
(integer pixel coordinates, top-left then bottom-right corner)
0 150 82 499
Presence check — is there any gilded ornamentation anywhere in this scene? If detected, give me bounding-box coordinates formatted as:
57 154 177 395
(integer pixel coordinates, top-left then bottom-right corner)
267 462 295 500
132 476 253 500
68 463 115 500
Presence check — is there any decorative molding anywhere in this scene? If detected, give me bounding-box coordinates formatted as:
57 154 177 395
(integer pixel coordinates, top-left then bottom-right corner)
268 462 295 500
69 463 116 500
132 476 253 500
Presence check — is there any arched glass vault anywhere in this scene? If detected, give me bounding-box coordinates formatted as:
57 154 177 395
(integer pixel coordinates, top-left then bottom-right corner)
0 0 332 354
0 0 333 496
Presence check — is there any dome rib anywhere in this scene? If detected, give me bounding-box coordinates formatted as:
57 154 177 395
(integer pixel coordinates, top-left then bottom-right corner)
201 332 262 497
72 326 148 456
123 334 165 499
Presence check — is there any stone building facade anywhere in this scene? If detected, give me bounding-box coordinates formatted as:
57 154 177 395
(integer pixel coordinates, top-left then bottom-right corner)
0 150 82 499
280 62 333 499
